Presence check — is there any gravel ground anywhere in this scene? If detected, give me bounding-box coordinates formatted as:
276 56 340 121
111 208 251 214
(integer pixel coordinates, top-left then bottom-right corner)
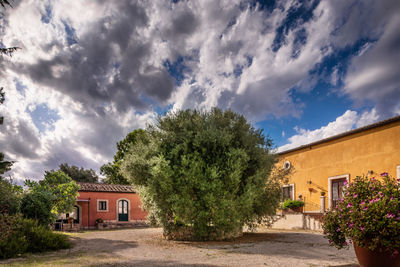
1 227 359 267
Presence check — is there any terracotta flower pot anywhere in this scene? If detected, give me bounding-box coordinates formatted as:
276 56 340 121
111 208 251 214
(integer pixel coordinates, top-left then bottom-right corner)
289 206 303 213
353 242 400 267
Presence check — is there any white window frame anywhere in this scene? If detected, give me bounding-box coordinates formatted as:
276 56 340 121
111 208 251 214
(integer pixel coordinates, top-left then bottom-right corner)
97 199 109 212
328 174 349 209
282 183 295 200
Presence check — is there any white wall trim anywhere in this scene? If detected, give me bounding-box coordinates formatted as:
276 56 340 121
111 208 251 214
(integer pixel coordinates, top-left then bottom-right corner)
97 199 109 212
397 165 400 179
282 183 295 200
116 198 130 221
328 174 350 209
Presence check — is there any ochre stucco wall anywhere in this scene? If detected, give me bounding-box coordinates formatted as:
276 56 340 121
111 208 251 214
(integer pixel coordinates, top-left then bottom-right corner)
277 121 400 212
77 191 147 227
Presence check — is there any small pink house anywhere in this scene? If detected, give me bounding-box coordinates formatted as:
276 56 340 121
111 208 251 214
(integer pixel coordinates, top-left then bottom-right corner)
62 183 147 229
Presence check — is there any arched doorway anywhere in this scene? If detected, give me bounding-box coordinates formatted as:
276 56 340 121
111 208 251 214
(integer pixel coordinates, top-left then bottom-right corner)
118 200 129 221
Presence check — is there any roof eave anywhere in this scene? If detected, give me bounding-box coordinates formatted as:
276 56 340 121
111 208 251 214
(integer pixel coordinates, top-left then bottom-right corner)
277 115 400 156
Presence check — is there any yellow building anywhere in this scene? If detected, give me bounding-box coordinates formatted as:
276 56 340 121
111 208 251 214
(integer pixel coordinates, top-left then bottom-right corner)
277 115 400 212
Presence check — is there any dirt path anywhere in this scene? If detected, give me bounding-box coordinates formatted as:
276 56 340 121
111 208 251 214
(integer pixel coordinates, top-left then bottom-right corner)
1 227 359 267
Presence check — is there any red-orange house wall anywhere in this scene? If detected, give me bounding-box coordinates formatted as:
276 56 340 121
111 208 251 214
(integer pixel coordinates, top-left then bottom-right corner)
77 191 147 227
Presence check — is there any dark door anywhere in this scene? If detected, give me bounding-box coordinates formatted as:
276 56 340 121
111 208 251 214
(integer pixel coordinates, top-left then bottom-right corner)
118 200 129 221
73 206 79 224
331 178 346 208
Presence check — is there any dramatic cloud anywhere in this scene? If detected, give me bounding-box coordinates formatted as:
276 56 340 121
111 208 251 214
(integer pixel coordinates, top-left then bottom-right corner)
343 12 400 117
0 0 399 180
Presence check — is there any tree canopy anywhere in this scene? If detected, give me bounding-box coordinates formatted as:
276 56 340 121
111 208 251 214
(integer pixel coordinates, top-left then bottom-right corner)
0 152 13 178
100 129 147 185
0 177 22 214
22 171 79 224
58 163 99 183
121 109 284 240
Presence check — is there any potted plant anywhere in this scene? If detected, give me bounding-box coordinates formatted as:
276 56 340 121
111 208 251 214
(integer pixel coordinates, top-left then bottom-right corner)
322 173 400 266
67 216 74 224
95 218 104 229
282 199 305 213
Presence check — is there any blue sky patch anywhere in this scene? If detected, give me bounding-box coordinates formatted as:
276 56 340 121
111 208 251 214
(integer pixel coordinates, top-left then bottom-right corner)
41 4 52 24
272 0 319 52
28 104 60 133
164 56 190 87
62 21 78 45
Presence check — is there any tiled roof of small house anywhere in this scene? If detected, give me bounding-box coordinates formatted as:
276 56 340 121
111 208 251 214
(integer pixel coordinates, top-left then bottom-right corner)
77 182 136 193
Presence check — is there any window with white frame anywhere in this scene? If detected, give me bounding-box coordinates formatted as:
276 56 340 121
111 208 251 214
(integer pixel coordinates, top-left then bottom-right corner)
328 174 349 209
282 184 295 200
97 200 108 212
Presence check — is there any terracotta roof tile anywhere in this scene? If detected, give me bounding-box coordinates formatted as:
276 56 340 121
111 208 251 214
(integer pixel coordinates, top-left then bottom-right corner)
77 182 136 193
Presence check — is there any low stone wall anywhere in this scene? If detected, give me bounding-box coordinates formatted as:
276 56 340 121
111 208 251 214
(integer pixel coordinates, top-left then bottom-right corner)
62 223 80 232
270 212 323 231
99 220 148 229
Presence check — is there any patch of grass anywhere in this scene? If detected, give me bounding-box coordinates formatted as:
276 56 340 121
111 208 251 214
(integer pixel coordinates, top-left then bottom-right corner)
0 252 123 267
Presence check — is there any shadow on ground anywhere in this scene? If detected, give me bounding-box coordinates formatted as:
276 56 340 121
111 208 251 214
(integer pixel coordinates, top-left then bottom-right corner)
0 237 138 266
89 259 218 267
71 237 138 252
177 232 356 262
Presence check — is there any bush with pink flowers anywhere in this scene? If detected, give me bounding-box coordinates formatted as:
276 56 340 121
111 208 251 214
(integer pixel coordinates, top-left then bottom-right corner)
322 173 400 257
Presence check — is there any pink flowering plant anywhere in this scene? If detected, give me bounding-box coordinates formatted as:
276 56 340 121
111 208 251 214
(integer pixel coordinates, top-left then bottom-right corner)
322 173 400 256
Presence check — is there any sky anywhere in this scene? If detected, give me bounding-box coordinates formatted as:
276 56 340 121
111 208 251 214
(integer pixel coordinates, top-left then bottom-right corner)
0 0 399 182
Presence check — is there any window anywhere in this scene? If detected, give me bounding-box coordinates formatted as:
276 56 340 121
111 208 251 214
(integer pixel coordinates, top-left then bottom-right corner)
328 174 349 209
282 184 295 200
97 200 108 212
118 199 129 221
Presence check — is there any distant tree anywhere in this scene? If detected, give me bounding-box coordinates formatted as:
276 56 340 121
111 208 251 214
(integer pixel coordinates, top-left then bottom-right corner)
100 162 128 185
100 129 147 185
0 1 20 124
0 152 13 178
20 189 53 226
121 109 285 240
23 170 79 224
58 163 99 183
0 88 4 104
0 177 22 214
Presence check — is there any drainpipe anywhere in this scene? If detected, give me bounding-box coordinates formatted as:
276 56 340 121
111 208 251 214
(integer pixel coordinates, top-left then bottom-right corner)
88 198 90 229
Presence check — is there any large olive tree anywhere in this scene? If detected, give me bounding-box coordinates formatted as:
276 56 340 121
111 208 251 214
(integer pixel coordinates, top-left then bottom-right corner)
122 109 283 240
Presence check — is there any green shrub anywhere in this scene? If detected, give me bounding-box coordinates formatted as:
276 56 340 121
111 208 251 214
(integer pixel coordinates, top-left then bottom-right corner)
22 218 71 253
0 214 71 259
322 173 400 254
0 214 27 259
122 109 286 240
0 178 22 214
282 199 304 210
20 190 54 226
